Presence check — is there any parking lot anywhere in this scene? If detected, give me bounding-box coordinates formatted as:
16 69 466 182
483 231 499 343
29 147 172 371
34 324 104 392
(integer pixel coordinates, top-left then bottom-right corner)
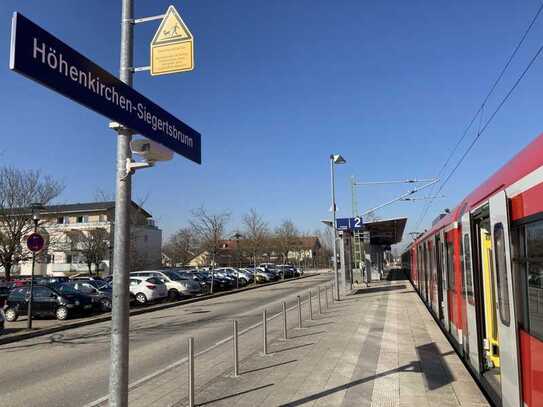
0 266 308 340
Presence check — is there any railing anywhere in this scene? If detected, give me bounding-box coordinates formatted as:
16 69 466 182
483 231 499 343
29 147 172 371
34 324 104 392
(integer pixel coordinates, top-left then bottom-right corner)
184 280 335 406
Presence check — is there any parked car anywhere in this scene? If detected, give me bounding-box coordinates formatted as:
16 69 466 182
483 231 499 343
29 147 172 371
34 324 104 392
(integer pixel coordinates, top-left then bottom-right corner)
129 277 168 305
0 308 4 333
172 270 209 294
214 268 250 286
131 270 202 299
3 285 96 321
254 269 276 283
58 280 113 311
33 276 70 288
276 265 296 278
70 276 105 283
195 271 232 291
0 283 13 307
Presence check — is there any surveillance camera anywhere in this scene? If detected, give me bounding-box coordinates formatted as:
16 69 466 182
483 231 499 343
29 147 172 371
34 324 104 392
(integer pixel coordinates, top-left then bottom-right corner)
130 139 173 163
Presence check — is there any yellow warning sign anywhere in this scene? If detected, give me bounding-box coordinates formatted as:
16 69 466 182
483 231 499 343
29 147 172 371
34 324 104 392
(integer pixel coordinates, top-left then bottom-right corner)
151 5 194 76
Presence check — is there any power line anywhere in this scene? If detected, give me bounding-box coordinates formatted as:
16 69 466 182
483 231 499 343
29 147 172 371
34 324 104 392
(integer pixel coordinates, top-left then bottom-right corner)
414 2 543 231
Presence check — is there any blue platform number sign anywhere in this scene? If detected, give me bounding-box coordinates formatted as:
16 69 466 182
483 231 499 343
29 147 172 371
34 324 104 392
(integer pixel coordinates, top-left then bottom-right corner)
336 217 363 231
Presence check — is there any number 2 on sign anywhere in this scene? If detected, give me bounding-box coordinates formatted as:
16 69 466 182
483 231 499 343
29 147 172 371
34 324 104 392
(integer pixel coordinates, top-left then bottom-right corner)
354 217 361 228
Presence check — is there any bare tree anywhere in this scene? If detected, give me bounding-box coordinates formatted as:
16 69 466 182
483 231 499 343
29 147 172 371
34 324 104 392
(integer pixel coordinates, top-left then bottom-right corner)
274 219 301 263
162 227 195 267
241 209 269 269
93 188 114 202
69 228 109 275
190 207 230 267
0 167 63 280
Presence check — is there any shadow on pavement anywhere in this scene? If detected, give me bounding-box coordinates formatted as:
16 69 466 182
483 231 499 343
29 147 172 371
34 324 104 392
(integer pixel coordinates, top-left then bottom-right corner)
279 344 454 406
243 359 297 375
353 285 407 295
289 330 327 339
196 383 274 406
272 342 314 354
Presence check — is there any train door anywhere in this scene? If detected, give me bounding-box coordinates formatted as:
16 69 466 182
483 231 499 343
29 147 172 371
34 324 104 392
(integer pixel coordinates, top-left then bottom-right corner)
440 230 450 331
436 234 445 321
489 191 521 407
461 212 481 372
445 229 458 340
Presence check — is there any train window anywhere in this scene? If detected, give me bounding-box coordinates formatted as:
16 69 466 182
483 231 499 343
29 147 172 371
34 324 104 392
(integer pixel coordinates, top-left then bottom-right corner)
446 241 455 291
463 234 474 303
494 223 511 326
525 221 543 340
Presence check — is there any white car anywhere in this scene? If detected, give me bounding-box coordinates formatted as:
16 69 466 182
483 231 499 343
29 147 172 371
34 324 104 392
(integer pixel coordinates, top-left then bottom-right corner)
129 277 168 305
131 270 202 299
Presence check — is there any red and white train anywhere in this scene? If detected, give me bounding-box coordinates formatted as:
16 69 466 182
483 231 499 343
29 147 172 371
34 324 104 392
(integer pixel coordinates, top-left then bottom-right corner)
402 133 543 407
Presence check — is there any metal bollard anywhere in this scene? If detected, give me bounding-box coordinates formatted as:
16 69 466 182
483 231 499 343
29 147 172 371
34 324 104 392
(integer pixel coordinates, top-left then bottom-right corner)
325 286 329 309
188 337 195 407
308 290 313 320
263 309 268 355
297 295 302 328
282 301 287 340
233 320 239 376
318 287 322 314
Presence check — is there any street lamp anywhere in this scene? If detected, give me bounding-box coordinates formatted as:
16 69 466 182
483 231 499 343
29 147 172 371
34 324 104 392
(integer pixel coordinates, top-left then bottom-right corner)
231 232 243 289
330 154 346 301
27 202 44 329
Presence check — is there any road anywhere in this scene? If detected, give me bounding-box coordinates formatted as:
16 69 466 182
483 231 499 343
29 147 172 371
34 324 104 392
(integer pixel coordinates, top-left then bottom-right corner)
0 273 333 407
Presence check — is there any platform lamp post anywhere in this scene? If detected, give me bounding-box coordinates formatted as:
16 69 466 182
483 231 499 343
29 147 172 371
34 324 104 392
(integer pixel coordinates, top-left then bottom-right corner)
27 202 44 329
330 154 346 301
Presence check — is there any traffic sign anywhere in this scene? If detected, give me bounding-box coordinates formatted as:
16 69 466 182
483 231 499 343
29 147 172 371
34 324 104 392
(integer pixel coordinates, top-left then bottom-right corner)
9 12 202 164
151 5 194 76
336 217 364 231
27 233 45 252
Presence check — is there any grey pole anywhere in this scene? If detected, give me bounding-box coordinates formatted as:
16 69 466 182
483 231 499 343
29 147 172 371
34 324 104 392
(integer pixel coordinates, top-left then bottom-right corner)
188 337 194 407
262 309 268 355
325 286 329 309
282 301 287 340
27 216 38 329
233 320 239 376
330 156 340 302
318 286 322 314
109 0 134 405
297 295 302 328
308 290 313 321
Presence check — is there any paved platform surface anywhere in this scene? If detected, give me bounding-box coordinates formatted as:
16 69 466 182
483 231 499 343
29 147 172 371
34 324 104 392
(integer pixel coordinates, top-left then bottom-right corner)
113 271 489 407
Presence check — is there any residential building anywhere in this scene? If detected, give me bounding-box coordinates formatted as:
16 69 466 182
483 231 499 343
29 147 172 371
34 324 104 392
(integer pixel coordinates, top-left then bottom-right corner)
4 201 162 277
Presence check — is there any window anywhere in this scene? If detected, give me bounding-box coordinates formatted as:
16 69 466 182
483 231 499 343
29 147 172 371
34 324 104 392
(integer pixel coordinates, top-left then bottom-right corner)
494 223 511 326
463 234 474 303
446 240 455 291
57 217 64 224
76 216 87 223
34 286 52 298
519 221 543 340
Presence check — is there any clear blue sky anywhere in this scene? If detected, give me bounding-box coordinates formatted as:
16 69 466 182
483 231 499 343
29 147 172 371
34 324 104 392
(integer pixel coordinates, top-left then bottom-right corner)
2 1 543 245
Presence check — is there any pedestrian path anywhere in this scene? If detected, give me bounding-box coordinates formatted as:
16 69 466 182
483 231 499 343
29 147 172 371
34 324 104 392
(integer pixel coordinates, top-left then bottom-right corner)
111 271 490 407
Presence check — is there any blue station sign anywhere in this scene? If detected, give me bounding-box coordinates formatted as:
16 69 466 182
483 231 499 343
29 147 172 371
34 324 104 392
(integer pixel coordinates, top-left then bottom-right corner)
9 12 201 164
336 217 363 231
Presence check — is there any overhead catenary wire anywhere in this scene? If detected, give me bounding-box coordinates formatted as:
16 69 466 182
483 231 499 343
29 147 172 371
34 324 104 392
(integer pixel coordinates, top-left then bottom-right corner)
414 1 543 231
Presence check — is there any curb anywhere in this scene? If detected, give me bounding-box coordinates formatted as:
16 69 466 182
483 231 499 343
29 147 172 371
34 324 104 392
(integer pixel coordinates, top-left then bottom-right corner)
0 274 316 345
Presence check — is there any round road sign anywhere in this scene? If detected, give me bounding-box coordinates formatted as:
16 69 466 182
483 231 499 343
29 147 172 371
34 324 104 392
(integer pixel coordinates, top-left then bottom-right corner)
27 233 45 252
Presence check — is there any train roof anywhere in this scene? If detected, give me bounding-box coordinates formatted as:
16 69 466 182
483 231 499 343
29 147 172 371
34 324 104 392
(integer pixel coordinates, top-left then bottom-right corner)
415 132 543 245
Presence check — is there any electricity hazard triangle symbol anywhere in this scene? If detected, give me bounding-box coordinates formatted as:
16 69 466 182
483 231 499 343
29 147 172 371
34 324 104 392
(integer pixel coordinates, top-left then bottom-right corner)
152 5 193 46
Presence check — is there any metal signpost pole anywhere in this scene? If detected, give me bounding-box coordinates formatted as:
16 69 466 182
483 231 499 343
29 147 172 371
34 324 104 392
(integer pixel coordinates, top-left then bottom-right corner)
26 216 39 330
330 156 340 301
109 0 133 405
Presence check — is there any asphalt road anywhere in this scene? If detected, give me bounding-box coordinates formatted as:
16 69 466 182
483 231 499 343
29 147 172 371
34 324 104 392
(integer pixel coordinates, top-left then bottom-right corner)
0 273 333 407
